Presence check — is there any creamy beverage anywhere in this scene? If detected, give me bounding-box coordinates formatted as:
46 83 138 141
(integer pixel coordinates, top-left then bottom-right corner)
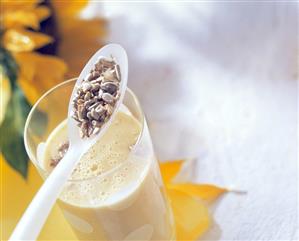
40 109 175 241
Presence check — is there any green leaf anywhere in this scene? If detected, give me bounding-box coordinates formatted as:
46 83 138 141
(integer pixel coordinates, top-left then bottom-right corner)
0 45 32 178
0 46 18 87
0 86 31 178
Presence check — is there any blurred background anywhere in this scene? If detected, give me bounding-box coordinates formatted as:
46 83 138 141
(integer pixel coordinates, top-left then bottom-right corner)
1 1 298 240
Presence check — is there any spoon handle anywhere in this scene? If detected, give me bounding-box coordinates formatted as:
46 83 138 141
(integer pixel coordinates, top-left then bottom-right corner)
9 148 77 241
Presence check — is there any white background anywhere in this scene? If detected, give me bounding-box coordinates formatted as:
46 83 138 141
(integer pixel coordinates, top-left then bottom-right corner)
83 2 298 240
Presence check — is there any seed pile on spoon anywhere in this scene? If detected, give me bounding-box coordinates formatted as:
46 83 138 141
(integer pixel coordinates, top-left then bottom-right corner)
50 141 69 167
72 56 121 138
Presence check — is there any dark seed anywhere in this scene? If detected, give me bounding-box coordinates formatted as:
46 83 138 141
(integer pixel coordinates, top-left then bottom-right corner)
92 70 101 79
58 141 69 156
50 158 60 167
101 82 118 94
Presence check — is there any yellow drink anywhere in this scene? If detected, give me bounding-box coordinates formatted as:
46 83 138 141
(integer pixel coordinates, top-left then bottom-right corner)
40 110 175 241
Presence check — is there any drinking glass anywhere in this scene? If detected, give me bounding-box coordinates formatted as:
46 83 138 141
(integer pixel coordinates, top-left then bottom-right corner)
24 78 175 241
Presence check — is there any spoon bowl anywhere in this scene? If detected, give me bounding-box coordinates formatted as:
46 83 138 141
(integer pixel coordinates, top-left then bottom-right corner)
68 44 128 148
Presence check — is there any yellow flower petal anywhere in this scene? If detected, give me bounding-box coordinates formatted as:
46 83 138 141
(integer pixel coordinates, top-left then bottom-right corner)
159 160 184 184
34 6 51 22
167 188 211 240
1 0 40 13
168 183 228 203
30 54 67 88
17 75 41 106
14 52 67 104
3 28 53 52
13 52 35 81
52 0 88 17
2 10 39 30
1 6 51 30
0 69 11 125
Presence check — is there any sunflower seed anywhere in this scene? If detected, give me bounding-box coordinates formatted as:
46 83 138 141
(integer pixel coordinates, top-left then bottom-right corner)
98 89 103 98
105 104 114 115
101 82 118 94
92 127 101 135
88 102 99 111
84 73 93 82
87 111 93 120
102 93 114 104
100 57 115 67
83 100 91 109
73 115 80 122
82 82 92 92
103 70 115 82
95 61 102 71
115 64 121 81
92 83 101 91
50 158 60 167
95 105 105 113
91 108 100 119
84 92 91 101
58 141 69 156
92 70 101 79
90 78 101 84
77 99 84 104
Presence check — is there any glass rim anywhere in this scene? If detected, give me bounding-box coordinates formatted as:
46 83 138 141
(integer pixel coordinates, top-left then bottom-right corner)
24 78 146 183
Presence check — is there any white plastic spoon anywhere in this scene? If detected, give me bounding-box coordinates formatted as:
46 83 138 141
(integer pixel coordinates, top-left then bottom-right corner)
9 44 128 241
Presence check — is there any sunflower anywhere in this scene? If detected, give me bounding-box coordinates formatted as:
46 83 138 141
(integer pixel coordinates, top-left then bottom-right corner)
1 0 67 105
0 0 107 178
